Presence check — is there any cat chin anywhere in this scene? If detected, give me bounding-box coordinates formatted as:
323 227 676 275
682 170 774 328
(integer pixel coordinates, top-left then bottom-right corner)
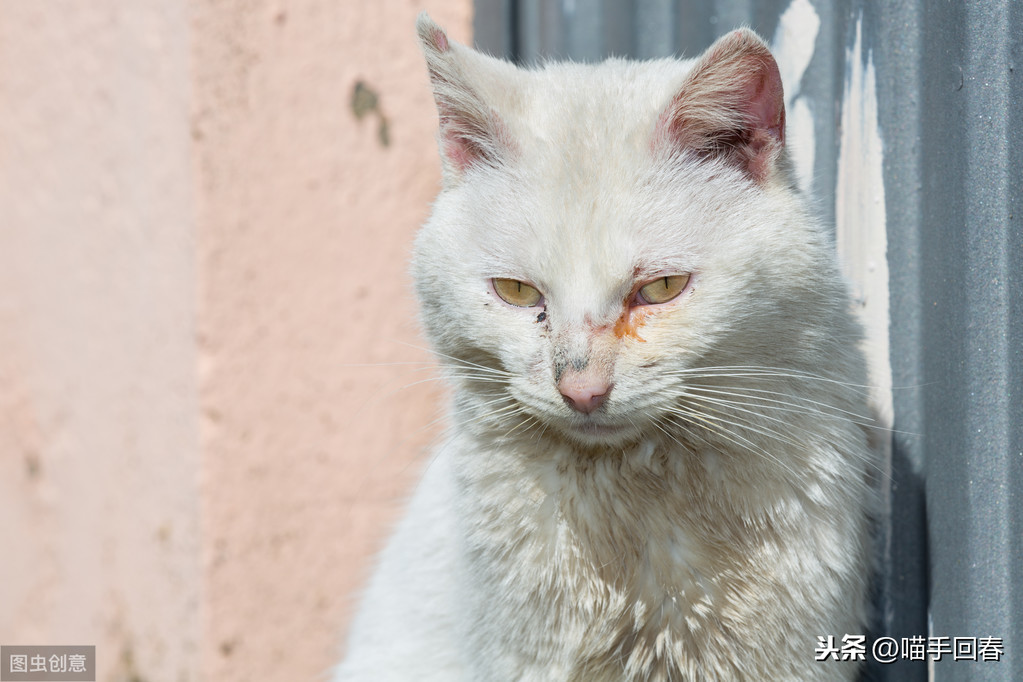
553 418 646 451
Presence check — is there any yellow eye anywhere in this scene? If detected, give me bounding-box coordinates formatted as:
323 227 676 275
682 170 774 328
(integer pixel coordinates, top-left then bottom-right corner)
493 278 543 307
638 274 690 305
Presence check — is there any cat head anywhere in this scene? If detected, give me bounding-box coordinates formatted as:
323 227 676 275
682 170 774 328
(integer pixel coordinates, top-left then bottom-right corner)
412 14 857 451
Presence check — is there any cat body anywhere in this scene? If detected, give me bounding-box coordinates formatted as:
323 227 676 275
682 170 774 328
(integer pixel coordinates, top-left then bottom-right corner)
335 15 877 682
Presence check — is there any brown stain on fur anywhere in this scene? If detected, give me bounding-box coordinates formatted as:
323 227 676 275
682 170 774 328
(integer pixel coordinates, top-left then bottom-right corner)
614 307 648 342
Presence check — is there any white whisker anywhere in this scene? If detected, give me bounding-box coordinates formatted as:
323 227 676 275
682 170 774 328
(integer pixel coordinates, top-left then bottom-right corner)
660 406 804 483
681 383 874 423
663 364 874 391
393 340 512 377
674 393 814 451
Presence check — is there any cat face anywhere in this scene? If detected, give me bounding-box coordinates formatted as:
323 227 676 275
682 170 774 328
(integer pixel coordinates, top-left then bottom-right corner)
413 16 851 450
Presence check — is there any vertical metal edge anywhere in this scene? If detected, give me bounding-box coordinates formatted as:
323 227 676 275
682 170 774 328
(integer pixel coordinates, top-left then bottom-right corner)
473 0 516 58
868 0 929 677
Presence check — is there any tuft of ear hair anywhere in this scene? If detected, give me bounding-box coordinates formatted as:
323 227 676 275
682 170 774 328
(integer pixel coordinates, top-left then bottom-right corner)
653 28 785 184
416 13 513 179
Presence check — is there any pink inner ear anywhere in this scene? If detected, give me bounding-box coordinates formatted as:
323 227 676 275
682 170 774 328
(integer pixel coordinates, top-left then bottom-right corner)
437 108 513 174
654 43 786 183
743 56 785 146
742 57 785 182
443 130 475 172
430 27 449 52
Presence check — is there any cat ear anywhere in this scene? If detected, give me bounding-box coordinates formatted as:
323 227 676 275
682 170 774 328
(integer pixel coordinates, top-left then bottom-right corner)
416 14 512 179
654 29 785 184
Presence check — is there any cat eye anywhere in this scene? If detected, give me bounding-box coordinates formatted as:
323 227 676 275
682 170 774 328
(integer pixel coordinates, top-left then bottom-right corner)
637 274 690 305
493 278 543 307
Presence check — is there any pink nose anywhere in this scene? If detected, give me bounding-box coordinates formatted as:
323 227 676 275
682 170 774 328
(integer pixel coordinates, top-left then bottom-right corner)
558 374 612 414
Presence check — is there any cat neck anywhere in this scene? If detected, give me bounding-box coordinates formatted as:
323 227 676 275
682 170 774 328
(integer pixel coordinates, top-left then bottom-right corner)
449 426 820 558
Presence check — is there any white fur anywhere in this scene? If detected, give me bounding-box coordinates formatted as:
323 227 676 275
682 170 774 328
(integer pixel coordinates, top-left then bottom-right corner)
334 15 878 682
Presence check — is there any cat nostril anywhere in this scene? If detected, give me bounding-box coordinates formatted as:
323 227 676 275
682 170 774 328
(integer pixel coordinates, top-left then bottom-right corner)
558 381 612 414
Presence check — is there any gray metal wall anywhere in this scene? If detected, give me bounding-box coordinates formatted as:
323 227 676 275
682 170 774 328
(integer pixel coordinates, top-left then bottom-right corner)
474 1 1022 680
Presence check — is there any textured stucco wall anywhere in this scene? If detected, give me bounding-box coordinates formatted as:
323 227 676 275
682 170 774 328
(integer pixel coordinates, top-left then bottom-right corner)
0 1 470 680
0 3 202 680
192 2 470 680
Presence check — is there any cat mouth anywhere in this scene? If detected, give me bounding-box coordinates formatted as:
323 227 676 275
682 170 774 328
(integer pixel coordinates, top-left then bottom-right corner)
560 416 639 446
572 421 622 436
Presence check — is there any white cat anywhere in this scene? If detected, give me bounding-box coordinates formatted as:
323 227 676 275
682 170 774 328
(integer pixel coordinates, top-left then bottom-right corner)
335 13 878 682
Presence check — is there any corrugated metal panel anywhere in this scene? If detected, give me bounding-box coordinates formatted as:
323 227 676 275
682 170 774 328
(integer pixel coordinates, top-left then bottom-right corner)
473 1 1022 680
907 2 1023 680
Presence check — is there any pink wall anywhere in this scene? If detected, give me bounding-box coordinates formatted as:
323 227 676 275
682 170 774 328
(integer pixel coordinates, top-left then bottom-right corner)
0 1 471 680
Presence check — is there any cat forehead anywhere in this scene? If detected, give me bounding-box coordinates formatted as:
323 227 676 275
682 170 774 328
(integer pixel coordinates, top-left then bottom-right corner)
461 170 707 289
446 128 731 279
476 58 697 147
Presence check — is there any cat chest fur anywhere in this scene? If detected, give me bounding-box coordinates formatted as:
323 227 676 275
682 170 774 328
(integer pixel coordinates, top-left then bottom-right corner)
451 435 865 681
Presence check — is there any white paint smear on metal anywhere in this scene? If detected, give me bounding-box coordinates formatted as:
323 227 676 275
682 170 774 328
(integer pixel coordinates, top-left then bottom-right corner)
769 0 818 196
835 17 893 435
774 0 820 97
772 0 819 195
